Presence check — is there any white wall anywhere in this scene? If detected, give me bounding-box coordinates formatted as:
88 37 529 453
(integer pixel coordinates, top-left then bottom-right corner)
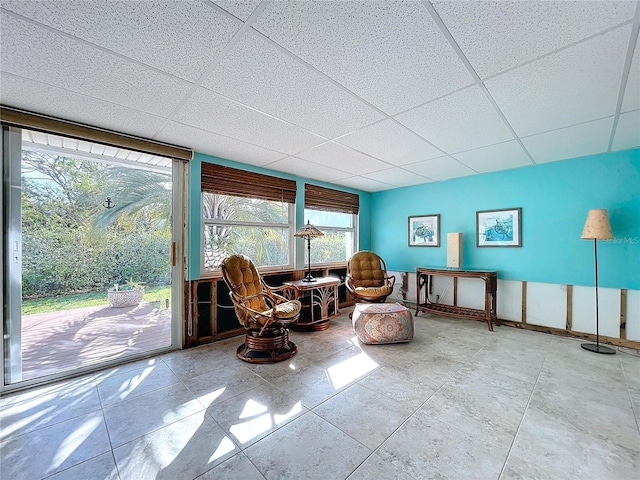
388 271 640 341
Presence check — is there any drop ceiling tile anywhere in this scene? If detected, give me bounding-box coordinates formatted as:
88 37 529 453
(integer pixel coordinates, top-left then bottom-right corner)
432 0 636 78
264 156 350 183
612 110 640 152
212 0 263 21
1 0 240 82
155 122 285 167
521 117 614 164
253 0 474 115
173 88 326 155
336 119 443 166
0 73 168 139
294 141 391 175
331 176 395 193
395 85 513 153
203 30 384 138
486 25 631 137
621 36 640 113
404 156 476 181
0 14 191 117
452 141 533 173
363 167 432 188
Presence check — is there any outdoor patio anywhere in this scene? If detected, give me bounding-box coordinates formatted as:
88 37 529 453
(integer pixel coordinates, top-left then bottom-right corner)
20 302 172 381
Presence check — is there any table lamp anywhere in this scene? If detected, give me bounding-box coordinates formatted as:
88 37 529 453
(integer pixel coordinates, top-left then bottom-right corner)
294 221 324 282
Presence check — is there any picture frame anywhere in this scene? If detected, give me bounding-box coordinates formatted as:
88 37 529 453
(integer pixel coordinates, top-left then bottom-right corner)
476 208 522 247
408 214 440 247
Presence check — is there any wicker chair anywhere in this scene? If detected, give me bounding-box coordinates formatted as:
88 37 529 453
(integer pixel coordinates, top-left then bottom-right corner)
346 251 395 306
221 254 301 363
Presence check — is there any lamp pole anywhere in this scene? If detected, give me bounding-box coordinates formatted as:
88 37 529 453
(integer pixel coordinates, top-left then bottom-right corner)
580 209 615 355
303 235 314 282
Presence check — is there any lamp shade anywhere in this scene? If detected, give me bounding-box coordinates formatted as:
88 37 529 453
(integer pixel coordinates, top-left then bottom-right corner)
294 221 324 238
581 209 613 240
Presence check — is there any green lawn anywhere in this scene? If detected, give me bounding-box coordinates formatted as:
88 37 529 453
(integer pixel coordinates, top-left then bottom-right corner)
22 285 172 315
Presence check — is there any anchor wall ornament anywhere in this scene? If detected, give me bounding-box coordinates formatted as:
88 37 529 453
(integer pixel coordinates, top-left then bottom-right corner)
102 197 115 209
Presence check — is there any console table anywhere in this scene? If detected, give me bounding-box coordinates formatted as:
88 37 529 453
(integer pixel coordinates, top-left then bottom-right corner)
415 267 498 331
284 276 340 331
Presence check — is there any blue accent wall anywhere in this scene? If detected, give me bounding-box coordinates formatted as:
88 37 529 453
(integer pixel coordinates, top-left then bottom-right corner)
370 148 640 290
187 153 371 280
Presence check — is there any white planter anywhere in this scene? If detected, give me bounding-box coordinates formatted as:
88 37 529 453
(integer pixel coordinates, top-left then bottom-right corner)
107 288 144 308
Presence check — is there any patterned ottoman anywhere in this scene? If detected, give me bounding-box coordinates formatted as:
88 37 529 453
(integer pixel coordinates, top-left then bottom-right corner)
352 302 414 344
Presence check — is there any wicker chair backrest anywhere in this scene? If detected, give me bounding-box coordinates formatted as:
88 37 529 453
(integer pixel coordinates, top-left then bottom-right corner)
221 255 269 326
348 251 387 288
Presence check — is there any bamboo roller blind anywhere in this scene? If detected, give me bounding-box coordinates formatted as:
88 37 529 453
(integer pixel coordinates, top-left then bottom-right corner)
305 183 359 215
201 163 297 204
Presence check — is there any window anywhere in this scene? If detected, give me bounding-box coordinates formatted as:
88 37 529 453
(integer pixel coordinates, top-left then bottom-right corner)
201 164 296 272
303 209 356 264
304 184 359 265
202 193 294 272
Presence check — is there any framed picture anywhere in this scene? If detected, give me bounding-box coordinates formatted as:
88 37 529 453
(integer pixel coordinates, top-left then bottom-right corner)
476 208 522 247
408 214 440 247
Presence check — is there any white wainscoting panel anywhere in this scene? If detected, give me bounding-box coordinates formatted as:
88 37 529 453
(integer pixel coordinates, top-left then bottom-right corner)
626 289 640 341
388 271 404 302
390 271 638 345
429 275 455 305
457 277 486 310
405 272 417 303
526 282 566 329
497 279 523 322
572 286 620 338
389 271 415 303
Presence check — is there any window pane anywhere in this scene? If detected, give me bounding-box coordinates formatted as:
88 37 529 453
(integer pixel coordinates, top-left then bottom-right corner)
204 224 290 271
309 230 354 263
204 193 288 223
304 209 352 228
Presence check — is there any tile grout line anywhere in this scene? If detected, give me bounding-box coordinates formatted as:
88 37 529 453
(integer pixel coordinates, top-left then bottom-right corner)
347 341 488 478
618 352 640 435
496 345 550 479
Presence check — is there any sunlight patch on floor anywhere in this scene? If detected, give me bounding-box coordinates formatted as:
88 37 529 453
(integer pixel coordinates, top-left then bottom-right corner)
50 415 102 473
230 401 303 444
196 387 226 408
208 436 236 463
325 352 379 389
115 366 155 401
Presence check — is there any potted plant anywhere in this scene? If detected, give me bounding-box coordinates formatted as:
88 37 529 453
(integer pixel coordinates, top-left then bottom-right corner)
107 278 145 308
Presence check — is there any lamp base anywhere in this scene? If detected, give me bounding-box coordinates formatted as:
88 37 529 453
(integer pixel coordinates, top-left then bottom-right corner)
581 343 616 355
301 275 316 283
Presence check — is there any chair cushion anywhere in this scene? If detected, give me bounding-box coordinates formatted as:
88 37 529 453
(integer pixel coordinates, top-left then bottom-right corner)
349 251 386 288
355 286 393 296
222 255 267 311
263 300 302 321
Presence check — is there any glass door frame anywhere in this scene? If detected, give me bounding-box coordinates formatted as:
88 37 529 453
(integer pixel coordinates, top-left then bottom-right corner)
1 126 185 394
2 126 23 385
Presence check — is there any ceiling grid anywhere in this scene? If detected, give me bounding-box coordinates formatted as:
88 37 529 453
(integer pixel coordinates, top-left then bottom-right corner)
1 0 638 191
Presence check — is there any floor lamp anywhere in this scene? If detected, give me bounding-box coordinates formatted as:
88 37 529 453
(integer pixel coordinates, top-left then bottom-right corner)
580 209 615 355
294 221 324 282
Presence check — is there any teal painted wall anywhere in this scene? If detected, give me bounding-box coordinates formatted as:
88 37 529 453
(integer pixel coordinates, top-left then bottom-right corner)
371 148 640 290
187 152 371 280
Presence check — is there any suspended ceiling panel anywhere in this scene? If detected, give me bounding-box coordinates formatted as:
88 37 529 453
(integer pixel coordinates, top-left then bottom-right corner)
1 0 638 192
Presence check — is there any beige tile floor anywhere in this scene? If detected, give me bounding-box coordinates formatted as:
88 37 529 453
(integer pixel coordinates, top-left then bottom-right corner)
1 308 639 480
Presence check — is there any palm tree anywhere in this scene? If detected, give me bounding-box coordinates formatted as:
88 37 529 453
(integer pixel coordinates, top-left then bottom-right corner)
202 193 289 268
94 166 172 231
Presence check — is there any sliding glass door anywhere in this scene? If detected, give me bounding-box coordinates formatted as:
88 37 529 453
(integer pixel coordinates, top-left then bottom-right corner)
2 126 183 389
